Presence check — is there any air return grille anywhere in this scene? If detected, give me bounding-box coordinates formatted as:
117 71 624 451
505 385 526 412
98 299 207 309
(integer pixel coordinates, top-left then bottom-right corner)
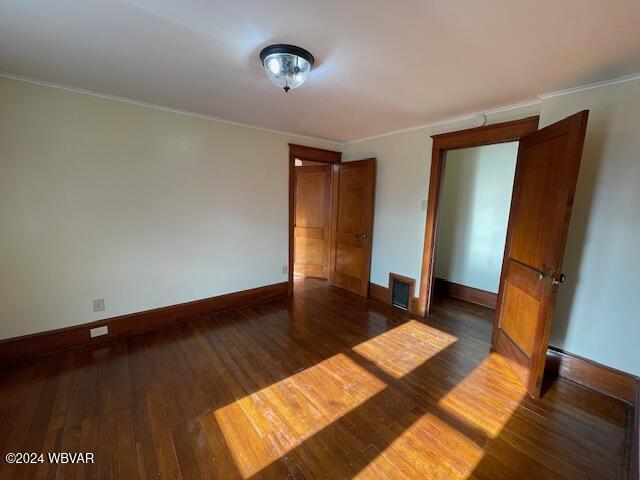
391 278 411 310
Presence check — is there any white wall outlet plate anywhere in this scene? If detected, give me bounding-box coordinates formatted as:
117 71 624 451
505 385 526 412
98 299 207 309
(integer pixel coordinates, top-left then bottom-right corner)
282 264 288 275
90 325 108 338
93 298 105 312
421 201 428 211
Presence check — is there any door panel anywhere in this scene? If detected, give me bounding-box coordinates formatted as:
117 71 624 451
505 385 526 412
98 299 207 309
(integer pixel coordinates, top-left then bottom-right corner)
294 165 332 279
336 166 369 233
510 137 567 267
335 243 363 277
295 228 323 270
493 111 589 399
500 280 541 356
329 159 375 297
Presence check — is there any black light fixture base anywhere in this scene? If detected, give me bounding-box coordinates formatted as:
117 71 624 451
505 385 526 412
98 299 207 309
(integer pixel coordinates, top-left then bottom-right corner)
259 44 315 67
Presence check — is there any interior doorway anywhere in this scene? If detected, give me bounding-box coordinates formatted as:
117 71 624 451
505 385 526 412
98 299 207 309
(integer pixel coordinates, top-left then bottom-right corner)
294 161 332 279
288 144 341 295
432 142 519 310
418 112 589 398
417 116 540 317
288 144 376 298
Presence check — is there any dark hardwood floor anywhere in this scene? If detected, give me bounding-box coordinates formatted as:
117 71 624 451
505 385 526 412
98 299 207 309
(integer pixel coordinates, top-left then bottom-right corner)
0 277 632 479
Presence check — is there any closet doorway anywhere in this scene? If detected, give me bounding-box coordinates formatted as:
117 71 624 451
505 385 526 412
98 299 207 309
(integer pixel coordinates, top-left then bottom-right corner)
288 144 376 298
294 161 332 279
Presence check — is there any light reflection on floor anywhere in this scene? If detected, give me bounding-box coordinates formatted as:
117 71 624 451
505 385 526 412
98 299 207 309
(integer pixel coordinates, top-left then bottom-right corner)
437 352 526 439
352 319 458 379
213 353 386 478
357 353 527 479
213 319 527 479
354 411 486 479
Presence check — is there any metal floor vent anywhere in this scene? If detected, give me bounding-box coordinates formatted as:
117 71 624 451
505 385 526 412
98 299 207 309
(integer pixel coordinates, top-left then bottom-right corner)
391 278 411 310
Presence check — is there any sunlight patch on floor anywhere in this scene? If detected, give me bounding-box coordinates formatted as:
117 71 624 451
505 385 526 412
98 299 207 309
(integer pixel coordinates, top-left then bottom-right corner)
354 411 486 479
437 352 526 439
212 353 386 478
353 353 527 479
352 320 458 379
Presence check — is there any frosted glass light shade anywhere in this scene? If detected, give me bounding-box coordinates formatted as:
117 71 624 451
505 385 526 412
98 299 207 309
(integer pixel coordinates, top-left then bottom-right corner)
260 44 314 92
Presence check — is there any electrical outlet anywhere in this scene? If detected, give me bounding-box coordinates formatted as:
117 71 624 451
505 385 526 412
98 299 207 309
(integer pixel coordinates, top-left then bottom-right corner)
93 298 105 312
282 264 288 275
90 325 108 338
421 201 428 211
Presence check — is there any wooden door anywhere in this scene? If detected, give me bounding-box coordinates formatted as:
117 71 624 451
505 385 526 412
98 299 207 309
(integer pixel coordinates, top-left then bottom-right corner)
493 111 589 399
329 159 376 297
294 165 332 279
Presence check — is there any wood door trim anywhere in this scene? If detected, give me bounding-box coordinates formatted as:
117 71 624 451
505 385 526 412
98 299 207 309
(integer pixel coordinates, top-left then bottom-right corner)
430 116 543 150
289 144 342 295
289 144 342 164
417 116 540 316
0 282 289 366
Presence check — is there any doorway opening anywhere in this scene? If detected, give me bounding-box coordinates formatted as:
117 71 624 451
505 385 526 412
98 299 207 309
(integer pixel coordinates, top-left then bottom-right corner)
418 112 589 399
288 144 376 298
417 116 540 317
288 145 341 295
432 142 519 311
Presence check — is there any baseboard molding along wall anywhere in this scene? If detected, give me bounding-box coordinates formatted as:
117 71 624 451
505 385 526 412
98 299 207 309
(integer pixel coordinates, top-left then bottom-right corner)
0 282 289 366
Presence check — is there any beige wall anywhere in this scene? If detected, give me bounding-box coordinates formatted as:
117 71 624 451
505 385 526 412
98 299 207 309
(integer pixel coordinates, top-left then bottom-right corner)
435 143 518 293
540 80 640 377
344 80 640 376
0 76 339 340
341 129 431 289
342 104 540 291
3 73 638 376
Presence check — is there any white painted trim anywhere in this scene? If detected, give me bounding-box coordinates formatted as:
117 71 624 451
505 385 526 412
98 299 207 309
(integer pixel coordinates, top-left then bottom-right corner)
0 72 343 146
4 69 640 146
538 71 640 99
343 99 542 145
345 71 640 145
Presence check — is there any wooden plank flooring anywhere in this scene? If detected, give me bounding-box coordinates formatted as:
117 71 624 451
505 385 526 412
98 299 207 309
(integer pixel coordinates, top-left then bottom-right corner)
0 277 632 479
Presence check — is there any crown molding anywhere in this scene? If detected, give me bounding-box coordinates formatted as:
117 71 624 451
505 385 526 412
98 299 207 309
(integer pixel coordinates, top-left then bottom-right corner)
4 69 640 148
345 71 640 145
0 72 343 146
343 99 542 145
538 71 640 99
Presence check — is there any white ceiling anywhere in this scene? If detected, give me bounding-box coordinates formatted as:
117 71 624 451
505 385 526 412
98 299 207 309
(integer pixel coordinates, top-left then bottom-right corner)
1 1 640 142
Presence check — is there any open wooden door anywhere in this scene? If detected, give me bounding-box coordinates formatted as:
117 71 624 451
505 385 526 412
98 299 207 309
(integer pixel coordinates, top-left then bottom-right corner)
329 159 375 297
493 111 589 399
294 165 332 278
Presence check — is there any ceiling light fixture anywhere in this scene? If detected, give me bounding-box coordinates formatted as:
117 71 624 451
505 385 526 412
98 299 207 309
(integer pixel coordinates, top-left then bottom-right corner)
259 44 314 93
